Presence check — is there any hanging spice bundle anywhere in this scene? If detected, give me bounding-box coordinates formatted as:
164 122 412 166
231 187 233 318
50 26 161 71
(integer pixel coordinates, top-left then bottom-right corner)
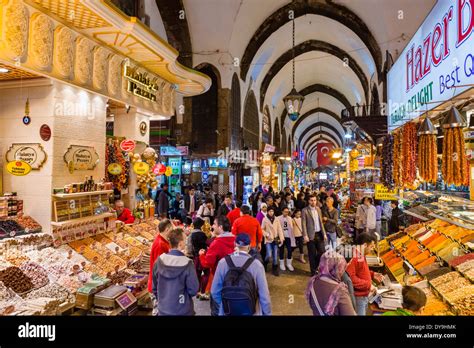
417 118 438 184
392 130 403 188
418 134 438 183
442 127 468 186
381 135 394 188
401 122 418 188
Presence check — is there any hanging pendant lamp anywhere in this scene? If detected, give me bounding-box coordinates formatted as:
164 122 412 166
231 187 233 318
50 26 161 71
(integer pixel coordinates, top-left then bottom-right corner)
418 117 436 135
442 106 466 129
284 13 304 121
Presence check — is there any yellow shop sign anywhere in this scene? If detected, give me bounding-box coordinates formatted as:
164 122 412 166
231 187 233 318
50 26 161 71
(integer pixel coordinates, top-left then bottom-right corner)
374 184 398 200
108 163 123 175
133 162 150 175
6 161 32 176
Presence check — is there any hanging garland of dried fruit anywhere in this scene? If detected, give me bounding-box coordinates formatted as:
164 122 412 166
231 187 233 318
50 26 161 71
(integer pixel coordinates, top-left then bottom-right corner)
442 127 468 186
381 135 394 188
417 130 438 184
105 140 130 191
392 130 403 188
401 122 418 188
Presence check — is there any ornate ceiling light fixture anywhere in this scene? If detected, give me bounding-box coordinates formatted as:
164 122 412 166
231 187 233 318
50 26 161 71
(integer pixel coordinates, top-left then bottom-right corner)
284 11 304 121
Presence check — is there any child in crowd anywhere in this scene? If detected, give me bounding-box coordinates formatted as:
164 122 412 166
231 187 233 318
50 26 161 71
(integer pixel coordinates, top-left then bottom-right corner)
292 210 306 264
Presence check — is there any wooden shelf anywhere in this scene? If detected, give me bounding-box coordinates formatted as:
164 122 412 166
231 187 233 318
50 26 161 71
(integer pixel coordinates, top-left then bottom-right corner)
51 213 115 227
52 190 113 199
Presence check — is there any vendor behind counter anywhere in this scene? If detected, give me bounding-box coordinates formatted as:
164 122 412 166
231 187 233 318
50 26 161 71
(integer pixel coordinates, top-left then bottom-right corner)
115 200 135 224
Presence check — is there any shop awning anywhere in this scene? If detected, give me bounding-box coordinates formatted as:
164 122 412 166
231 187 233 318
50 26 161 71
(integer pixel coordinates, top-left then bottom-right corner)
25 0 210 96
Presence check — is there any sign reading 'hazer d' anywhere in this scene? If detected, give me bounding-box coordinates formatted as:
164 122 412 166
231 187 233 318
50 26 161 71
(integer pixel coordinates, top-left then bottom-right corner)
63 145 99 170
388 0 474 131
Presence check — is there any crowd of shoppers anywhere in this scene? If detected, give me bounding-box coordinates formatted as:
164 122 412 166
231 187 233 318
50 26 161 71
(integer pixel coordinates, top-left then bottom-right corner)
145 183 412 317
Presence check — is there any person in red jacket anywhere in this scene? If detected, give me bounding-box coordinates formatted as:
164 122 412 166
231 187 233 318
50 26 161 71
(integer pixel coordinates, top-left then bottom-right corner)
199 215 235 316
148 219 173 293
226 200 243 227
199 216 236 275
114 200 135 224
346 233 384 315
231 205 263 252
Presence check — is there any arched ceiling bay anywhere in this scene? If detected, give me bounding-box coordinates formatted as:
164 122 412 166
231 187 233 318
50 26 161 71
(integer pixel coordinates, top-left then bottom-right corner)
266 52 364 120
239 0 382 81
300 128 341 152
249 15 376 86
259 40 369 109
307 136 339 154
278 85 351 129
299 123 343 149
307 137 339 155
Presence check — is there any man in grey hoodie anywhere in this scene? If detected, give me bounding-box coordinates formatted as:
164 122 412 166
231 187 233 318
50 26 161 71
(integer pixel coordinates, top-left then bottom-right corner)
152 228 199 316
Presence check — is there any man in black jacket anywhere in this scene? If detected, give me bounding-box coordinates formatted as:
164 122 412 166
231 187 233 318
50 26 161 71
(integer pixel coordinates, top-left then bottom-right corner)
216 194 234 217
156 183 170 218
389 201 403 235
184 186 199 217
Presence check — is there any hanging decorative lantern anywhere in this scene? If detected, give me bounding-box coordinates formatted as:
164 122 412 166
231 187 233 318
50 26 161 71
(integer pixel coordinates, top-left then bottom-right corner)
417 117 437 135
284 12 304 121
442 106 465 129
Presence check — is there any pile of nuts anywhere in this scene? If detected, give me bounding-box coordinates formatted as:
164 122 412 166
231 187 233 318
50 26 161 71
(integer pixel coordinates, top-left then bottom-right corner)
15 216 42 232
20 262 50 289
454 294 474 316
445 285 474 303
0 258 11 270
56 275 83 293
435 277 470 295
26 283 75 304
4 249 30 267
0 267 34 294
430 271 460 287
0 281 16 302
108 269 136 285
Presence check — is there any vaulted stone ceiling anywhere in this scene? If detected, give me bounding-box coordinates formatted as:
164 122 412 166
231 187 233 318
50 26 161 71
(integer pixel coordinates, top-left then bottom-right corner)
171 0 435 164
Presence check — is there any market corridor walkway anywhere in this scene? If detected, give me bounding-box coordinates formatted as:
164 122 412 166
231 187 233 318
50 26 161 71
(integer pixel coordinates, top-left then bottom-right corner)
194 254 313 316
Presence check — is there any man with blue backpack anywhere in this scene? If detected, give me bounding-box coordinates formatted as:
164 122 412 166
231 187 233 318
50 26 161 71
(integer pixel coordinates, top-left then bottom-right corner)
211 233 272 316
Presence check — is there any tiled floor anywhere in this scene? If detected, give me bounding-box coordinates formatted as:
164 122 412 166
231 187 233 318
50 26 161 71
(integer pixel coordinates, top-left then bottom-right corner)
194 251 313 316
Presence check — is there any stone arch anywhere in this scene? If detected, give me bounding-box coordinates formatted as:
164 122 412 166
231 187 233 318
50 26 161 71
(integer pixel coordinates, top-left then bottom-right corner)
240 0 382 81
370 83 381 115
242 90 260 150
299 123 343 148
262 105 272 145
273 118 281 151
191 64 220 153
230 73 242 150
155 0 192 67
281 84 352 125
291 107 340 138
282 127 287 154
260 40 369 109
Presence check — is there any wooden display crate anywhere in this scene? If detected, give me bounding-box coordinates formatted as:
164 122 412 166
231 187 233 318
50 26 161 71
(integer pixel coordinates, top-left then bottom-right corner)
52 191 112 223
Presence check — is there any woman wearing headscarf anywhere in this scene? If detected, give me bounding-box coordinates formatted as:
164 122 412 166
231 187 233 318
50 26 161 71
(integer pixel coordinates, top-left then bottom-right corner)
256 203 268 225
305 251 356 316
